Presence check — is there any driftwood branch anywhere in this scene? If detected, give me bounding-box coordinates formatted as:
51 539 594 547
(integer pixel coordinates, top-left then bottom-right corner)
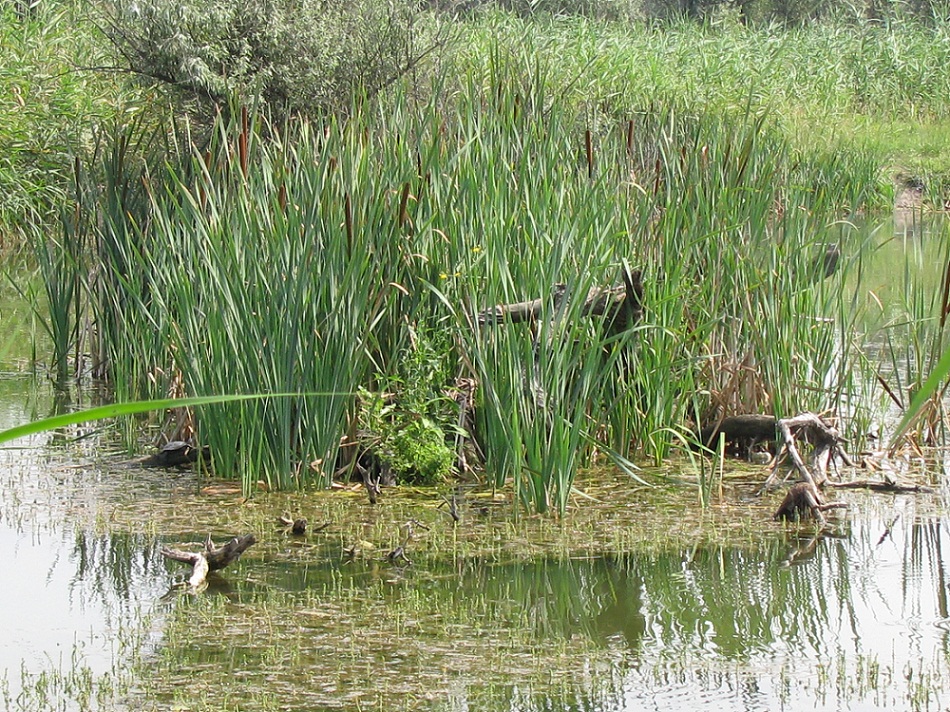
761 413 853 491
162 534 256 588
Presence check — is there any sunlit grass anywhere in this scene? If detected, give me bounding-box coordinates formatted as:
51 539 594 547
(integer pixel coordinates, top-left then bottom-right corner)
16 8 950 511
38 43 885 511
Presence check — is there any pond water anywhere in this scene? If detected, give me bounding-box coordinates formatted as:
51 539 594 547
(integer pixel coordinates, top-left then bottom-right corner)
4 210 950 712
3 362 950 711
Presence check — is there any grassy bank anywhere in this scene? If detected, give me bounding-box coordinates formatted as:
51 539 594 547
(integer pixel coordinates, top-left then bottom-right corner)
5 4 950 242
454 13 950 198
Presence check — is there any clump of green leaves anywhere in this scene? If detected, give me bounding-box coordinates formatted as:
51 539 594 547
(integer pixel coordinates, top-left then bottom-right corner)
359 326 459 485
387 417 455 485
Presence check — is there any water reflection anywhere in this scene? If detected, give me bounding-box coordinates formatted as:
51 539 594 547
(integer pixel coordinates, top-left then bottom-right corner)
0 392 173 709
3 465 950 710
140 502 950 711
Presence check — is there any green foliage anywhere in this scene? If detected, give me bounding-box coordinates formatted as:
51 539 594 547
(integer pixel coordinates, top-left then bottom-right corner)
387 418 455 484
0 0 133 237
58 53 886 509
103 0 451 118
22 8 950 512
359 327 459 485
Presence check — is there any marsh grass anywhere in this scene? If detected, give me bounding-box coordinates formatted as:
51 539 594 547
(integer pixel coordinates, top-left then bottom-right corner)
60 56 885 510
0 0 139 238
864 218 950 445
21 8 922 511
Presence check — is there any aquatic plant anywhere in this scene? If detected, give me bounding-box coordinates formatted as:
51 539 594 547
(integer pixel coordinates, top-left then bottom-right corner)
15 6 908 512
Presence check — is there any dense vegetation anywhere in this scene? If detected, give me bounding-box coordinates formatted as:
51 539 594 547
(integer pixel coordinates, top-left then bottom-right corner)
5 0 950 511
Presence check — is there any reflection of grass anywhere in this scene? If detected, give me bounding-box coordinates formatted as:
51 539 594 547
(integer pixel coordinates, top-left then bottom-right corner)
121 468 949 712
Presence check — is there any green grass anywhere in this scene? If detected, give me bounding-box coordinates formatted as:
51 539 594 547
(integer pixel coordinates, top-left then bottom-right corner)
51 59 883 511
0 0 146 240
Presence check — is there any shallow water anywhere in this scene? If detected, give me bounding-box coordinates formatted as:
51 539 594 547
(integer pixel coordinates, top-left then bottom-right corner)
3 361 950 712
4 213 950 711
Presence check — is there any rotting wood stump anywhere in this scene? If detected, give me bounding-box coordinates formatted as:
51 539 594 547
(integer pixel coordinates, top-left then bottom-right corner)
162 534 256 589
751 413 853 525
774 481 847 525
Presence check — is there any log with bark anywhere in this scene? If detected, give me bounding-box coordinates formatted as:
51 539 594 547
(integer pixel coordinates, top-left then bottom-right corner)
476 264 643 332
698 414 778 451
162 534 256 588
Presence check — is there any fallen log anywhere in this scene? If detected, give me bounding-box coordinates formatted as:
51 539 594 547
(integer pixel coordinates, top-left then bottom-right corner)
476 265 643 331
698 414 777 450
162 534 256 588
133 440 210 469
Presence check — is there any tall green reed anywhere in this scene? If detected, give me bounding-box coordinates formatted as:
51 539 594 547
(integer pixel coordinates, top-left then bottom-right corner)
59 39 886 510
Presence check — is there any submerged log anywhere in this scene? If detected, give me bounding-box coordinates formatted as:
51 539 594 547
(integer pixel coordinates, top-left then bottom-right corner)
278 515 309 535
825 480 934 494
162 534 256 588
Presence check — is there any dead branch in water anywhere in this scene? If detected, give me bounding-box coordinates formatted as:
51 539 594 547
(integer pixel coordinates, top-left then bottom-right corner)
825 480 934 494
761 413 854 491
162 534 256 588
278 515 309 535
476 266 643 331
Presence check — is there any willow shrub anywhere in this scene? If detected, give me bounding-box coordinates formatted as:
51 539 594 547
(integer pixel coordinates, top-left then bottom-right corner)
77 59 883 508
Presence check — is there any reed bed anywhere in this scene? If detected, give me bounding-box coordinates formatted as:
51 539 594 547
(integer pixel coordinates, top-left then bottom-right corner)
40 29 901 511
457 14 950 122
